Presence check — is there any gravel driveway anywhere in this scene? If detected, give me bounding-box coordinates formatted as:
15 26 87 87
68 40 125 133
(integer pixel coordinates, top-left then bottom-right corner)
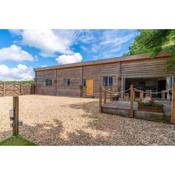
0 95 175 145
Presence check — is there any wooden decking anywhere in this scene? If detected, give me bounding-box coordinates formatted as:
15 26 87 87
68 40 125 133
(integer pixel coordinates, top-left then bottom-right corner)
103 101 138 110
101 100 171 122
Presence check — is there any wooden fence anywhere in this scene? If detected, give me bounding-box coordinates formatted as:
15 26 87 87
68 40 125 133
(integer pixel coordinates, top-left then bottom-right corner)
0 82 35 97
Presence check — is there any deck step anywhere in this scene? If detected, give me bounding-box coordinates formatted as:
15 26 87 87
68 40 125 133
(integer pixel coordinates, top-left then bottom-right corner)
102 106 130 117
134 111 164 122
102 106 168 122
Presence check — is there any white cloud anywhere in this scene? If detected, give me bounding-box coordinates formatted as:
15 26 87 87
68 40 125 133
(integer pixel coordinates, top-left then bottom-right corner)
0 44 33 62
0 64 34 80
56 53 83 64
87 30 138 58
9 29 139 61
10 29 81 56
101 33 136 46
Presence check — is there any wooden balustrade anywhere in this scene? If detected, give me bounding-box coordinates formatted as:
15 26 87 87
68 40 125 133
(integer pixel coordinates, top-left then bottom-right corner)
171 85 175 124
130 84 134 117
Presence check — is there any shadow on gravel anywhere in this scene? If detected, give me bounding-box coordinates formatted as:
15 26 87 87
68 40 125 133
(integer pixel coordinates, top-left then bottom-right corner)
18 118 112 146
67 101 175 146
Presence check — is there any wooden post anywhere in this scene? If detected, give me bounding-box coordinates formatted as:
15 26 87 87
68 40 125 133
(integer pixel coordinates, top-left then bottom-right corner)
130 84 134 117
99 86 102 112
171 85 175 124
139 91 144 103
110 86 112 101
3 82 5 96
121 77 125 98
13 96 19 136
20 83 22 95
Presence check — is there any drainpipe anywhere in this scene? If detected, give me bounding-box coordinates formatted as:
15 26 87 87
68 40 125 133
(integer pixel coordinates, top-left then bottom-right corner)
80 66 83 97
55 69 58 96
119 61 124 98
34 71 37 94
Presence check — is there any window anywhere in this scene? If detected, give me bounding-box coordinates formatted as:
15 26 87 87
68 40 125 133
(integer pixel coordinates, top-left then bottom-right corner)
45 79 52 86
103 76 113 86
83 79 86 87
64 79 70 86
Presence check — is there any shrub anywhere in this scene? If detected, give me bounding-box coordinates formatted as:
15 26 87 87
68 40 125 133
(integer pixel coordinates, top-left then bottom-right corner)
143 101 153 106
152 102 163 107
143 101 163 107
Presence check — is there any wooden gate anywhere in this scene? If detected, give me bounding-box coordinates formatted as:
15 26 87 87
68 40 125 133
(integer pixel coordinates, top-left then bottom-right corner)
0 83 5 96
0 82 35 96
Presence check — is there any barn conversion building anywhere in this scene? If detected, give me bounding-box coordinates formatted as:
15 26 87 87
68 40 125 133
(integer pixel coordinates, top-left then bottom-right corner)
34 53 175 99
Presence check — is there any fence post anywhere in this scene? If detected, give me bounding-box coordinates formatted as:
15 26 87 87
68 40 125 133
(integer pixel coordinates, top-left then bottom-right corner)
3 82 5 96
99 86 102 112
171 85 175 124
13 96 19 136
130 84 134 117
20 83 23 95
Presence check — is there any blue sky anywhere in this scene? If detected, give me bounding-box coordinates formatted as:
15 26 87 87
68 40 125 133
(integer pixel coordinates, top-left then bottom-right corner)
0 29 139 80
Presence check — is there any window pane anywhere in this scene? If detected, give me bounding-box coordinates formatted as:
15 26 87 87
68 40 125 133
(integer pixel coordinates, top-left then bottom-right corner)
64 79 70 86
49 80 52 86
45 79 52 86
103 77 108 86
83 79 86 87
109 77 113 86
68 79 70 86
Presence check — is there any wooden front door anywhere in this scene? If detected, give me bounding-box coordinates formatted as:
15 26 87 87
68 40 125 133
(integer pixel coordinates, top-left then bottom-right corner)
86 79 93 96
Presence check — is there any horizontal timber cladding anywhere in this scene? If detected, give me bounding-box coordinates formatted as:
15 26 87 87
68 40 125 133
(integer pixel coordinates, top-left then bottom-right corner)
35 54 175 98
35 69 57 95
35 62 121 97
82 63 120 97
56 67 82 96
121 58 175 78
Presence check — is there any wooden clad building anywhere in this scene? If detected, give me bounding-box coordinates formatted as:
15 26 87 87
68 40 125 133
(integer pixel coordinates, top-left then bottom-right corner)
34 53 175 98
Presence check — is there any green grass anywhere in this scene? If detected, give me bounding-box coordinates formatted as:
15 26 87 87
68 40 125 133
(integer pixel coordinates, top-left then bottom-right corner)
0 135 36 146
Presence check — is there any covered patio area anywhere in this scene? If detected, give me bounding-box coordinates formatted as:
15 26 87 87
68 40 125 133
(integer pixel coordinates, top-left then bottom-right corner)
120 76 174 100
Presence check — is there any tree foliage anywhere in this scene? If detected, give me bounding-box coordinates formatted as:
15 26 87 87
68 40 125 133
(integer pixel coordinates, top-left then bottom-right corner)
128 30 175 70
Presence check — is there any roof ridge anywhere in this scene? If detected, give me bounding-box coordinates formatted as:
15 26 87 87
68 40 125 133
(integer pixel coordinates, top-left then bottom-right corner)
34 52 170 71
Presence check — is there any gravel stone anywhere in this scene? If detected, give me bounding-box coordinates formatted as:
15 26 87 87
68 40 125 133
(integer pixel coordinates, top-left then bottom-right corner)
0 95 175 145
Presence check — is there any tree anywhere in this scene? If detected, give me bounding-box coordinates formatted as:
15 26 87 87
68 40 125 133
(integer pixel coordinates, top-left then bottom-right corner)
128 30 175 70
